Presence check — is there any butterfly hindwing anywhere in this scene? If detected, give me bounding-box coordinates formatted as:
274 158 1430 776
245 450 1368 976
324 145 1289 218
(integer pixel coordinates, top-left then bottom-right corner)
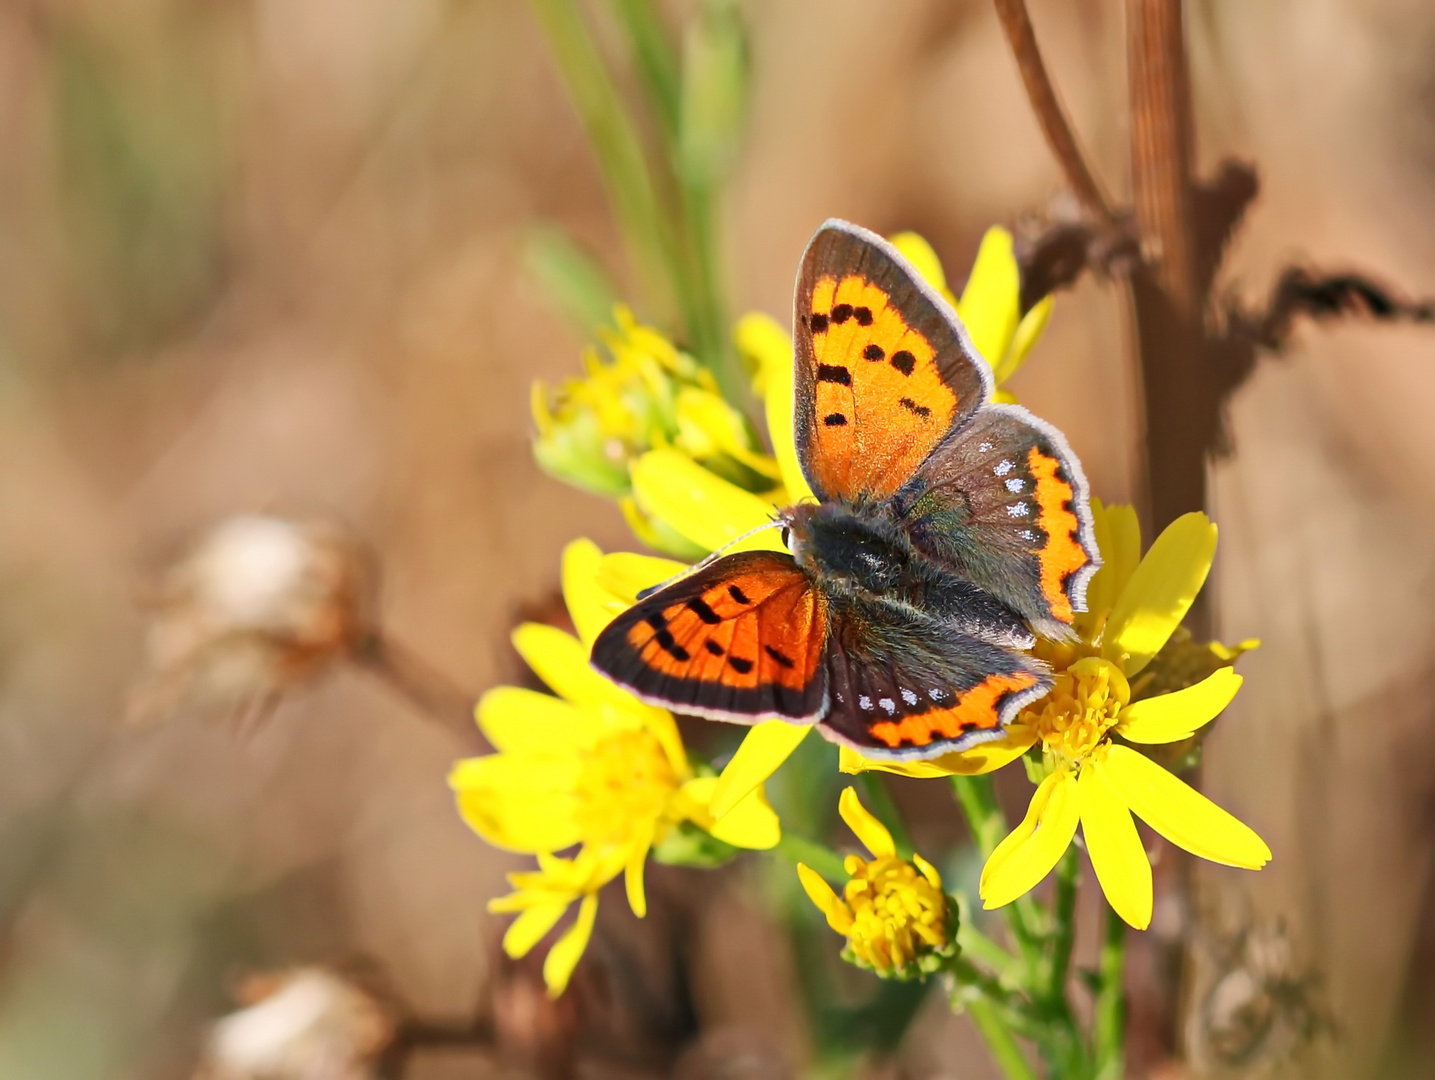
894 404 1100 640
591 550 829 722
818 596 1049 760
794 220 993 503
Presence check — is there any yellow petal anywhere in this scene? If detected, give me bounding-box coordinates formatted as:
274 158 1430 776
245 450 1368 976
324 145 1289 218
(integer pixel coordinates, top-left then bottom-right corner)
674 386 750 460
1078 756 1153 930
731 314 814 503
912 852 943 890
1102 745 1271 869
502 900 570 959
683 777 782 849
888 232 956 305
595 551 688 605
1077 500 1142 635
511 622 658 723
735 310 792 395
711 720 811 817
797 862 839 916
624 828 653 918
630 448 785 554
980 770 1080 909
838 786 896 858
1117 668 1243 744
797 862 854 934
997 294 1053 384
760 353 816 505
449 754 583 853
543 892 598 997
957 226 1020 371
1103 512 1217 676
475 686 599 754
562 538 611 647
620 495 709 560
838 726 1038 777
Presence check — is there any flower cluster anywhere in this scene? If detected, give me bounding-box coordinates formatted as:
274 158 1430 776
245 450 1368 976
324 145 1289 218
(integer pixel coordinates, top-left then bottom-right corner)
531 305 787 558
449 539 779 996
798 788 957 979
842 502 1269 929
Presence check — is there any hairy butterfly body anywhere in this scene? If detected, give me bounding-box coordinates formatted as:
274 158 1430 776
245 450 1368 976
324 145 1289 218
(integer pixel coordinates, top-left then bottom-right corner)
592 220 1100 760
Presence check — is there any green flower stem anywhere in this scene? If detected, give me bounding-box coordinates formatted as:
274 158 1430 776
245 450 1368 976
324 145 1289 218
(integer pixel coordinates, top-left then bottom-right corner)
528 0 676 322
957 917 1023 983
948 955 1031 1023
857 773 915 858
774 832 847 882
608 0 681 142
605 0 745 407
964 997 1039 1080
1043 846 1080 1002
949 775 1044 965
1094 901 1128 1080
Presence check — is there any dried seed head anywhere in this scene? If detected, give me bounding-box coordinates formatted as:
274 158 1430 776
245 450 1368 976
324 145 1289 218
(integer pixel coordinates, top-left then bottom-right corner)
195 967 397 1080
129 515 375 725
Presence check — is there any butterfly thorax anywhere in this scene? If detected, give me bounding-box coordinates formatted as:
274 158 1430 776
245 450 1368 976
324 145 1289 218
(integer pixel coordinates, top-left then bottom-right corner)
785 501 1035 648
786 501 926 600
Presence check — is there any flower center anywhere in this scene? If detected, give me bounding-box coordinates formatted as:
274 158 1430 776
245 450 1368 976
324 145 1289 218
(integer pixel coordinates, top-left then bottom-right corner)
1021 657 1130 768
574 729 679 847
840 855 950 972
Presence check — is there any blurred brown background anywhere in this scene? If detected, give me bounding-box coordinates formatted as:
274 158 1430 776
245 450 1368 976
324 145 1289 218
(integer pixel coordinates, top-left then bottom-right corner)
2 1 1435 1078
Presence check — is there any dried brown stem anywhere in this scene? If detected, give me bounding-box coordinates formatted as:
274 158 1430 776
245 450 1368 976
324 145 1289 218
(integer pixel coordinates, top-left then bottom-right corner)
1128 0 1198 319
352 632 489 752
993 0 1119 228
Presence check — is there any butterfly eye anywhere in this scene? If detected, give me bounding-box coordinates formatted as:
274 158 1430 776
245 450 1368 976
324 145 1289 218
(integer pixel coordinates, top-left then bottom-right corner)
781 526 791 549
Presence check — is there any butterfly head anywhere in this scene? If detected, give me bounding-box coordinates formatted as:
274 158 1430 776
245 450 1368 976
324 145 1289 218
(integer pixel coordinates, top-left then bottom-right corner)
785 502 913 599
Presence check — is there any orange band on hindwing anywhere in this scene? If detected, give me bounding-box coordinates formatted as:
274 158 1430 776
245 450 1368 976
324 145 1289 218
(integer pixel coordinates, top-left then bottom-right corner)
865 671 1040 749
1027 446 1085 624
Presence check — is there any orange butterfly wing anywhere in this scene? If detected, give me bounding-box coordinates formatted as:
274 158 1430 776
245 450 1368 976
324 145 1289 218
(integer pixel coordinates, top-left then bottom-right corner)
591 551 829 722
794 220 992 502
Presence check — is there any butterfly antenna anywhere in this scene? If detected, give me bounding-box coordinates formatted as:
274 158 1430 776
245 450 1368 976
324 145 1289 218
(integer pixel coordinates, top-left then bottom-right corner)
636 519 786 599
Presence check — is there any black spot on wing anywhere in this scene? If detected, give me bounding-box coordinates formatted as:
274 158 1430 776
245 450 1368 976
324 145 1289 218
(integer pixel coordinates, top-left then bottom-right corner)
816 364 852 385
704 640 724 656
831 303 853 324
653 628 690 661
809 313 829 333
764 645 796 669
728 585 752 605
863 344 885 360
853 306 873 325
899 396 931 418
685 597 722 624
823 413 848 426
890 350 916 376
727 656 754 674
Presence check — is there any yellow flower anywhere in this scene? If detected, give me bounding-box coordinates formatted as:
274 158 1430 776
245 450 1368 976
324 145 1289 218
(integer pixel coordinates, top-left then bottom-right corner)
797 788 957 979
846 504 1269 930
889 227 1052 396
451 539 780 996
532 306 780 556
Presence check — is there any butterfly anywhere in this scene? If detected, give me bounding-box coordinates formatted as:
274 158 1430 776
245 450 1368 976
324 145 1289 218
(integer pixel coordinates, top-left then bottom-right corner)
592 220 1101 760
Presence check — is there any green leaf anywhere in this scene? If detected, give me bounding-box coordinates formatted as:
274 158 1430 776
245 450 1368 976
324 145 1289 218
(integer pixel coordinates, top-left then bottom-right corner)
651 820 741 868
522 225 622 336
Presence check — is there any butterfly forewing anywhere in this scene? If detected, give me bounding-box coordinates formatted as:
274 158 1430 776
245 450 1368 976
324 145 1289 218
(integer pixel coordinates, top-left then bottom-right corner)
896 404 1100 639
818 597 1049 760
794 220 992 502
591 551 829 722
